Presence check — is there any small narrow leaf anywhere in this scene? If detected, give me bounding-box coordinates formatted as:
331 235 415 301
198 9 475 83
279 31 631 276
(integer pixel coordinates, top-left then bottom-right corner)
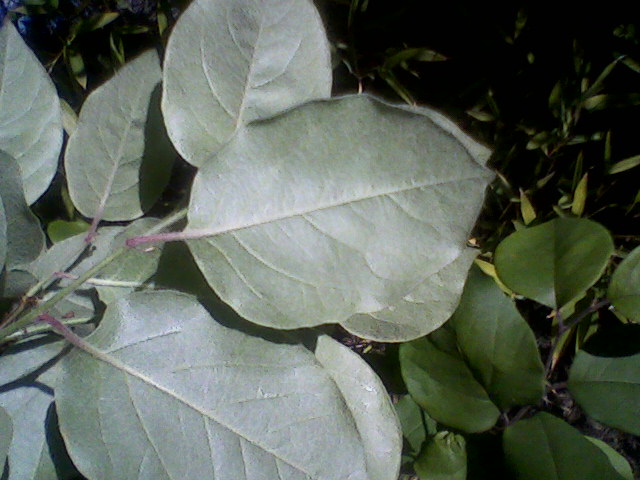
519 189 536 225
0 20 62 204
400 327 500 433
186 95 492 338
56 290 401 480
65 50 174 223
503 412 624 480
609 155 640 174
608 245 640 321
162 0 332 166
414 431 466 480
571 173 588 216
568 350 640 435
0 152 45 269
450 266 545 409
494 218 614 308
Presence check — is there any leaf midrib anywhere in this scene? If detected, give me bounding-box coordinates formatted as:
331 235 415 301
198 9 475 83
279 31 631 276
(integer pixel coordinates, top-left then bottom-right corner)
188 171 492 239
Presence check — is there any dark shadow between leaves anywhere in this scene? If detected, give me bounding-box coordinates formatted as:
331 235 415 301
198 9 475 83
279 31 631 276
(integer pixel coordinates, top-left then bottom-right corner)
139 83 175 214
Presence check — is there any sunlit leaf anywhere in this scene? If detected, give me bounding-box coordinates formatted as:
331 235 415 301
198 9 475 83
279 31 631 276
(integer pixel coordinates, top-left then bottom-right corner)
494 218 614 308
609 155 640 175
0 343 78 479
162 0 332 166
568 350 640 435
0 20 62 204
571 173 588 216
608 245 640 322
0 152 45 269
56 290 401 479
519 189 536 225
503 412 624 480
65 50 174 222
187 95 492 338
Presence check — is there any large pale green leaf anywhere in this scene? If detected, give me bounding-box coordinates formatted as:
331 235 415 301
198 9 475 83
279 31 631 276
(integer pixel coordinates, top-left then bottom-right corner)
399 326 500 433
186 95 493 338
0 152 45 269
65 50 174 221
414 431 466 480
0 405 11 470
0 344 78 480
568 350 640 435
162 0 332 166
56 290 401 480
450 266 545 409
608 245 640 321
342 248 478 341
494 218 614 308
0 20 62 204
0 336 69 385
503 412 624 480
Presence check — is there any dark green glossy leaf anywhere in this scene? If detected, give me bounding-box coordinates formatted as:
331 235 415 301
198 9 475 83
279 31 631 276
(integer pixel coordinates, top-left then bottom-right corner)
503 412 624 480
568 350 640 435
400 327 500 433
450 267 545 409
608 245 640 322
586 438 634 480
494 218 614 308
47 219 90 243
395 394 436 460
414 431 466 480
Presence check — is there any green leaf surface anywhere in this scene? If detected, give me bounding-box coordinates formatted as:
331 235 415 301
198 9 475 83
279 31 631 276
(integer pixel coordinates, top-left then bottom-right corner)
162 0 332 167
65 50 174 221
568 350 640 435
608 245 640 321
47 218 90 243
0 336 68 385
400 327 500 433
585 437 634 480
395 394 436 459
56 290 401 479
341 248 478 341
0 405 11 470
0 20 62 204
494 218 614 308
187 95 492 338
503 412 624 480
414 431 466 480
0 152 45 269
0 348 78 479
450 266 545 409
